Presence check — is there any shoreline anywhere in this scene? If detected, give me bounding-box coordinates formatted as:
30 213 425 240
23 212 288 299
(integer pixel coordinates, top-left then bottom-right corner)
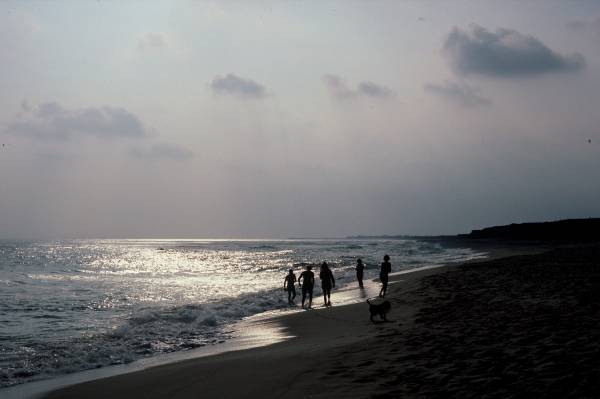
1 237 486 392
39 268 446 399
0 317 292 399
2 240 536 399
34 241 541 399
2 260 453 399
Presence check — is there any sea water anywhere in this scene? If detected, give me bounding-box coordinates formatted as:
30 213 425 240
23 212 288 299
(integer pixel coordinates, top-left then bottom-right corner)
0 238 485 388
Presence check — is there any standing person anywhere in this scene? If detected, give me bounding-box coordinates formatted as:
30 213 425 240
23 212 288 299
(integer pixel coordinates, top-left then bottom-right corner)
297 265 315 309
356 258 365 288
319 262 335 307
283 269 297 305
379 254 392 297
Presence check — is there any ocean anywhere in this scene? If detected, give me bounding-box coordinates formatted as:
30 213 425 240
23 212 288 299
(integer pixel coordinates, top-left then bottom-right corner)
0 238 485 388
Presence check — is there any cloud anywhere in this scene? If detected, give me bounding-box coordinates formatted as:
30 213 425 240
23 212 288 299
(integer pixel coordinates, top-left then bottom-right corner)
129 142 193 161
4 101 147 140
137 33 167 51
567 16 600 36
424 80 492 107
357 81 394 99
323 74 394 100
443 25 585 77
323 74 355 99
210 74 266 99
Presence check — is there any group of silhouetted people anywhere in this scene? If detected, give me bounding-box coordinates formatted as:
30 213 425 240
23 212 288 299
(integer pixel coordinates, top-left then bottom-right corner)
283 255 392 308
283 262 336 308
357 254 392 297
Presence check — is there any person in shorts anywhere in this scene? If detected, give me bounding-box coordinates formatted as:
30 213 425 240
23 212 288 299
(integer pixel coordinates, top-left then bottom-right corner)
297 265 315 309
283 269 297 305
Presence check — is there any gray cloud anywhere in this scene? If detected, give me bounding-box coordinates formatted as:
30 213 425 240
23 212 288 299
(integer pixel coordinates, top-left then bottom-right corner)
210 74 266 99
567 16 600 36
324 74 394 100
130 142 193 161
4 101 147 140
323 74 355 99
424 80 492 107
358 81 394 99
137 33 167 51
443 25 585 77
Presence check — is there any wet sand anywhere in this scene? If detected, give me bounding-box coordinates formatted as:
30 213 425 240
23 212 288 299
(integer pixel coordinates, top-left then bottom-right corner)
43 244 600 398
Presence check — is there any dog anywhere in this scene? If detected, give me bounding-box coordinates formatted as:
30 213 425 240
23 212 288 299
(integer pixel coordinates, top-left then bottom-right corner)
367 298 391 322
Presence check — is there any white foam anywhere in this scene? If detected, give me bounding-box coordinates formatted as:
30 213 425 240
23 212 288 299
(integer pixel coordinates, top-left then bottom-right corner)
0 316 292 399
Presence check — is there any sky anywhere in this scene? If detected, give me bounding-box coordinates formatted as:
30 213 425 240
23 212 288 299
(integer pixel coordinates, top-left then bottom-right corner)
1 0 600 239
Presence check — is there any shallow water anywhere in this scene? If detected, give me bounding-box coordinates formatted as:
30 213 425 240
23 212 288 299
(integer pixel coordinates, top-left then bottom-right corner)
0 238 485 388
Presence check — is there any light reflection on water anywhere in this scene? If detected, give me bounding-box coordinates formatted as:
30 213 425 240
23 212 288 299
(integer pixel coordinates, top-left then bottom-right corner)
0 238 486 388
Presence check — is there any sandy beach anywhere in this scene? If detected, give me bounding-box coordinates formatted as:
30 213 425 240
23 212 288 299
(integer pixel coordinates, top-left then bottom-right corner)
4 1 600 396
42 243 600 399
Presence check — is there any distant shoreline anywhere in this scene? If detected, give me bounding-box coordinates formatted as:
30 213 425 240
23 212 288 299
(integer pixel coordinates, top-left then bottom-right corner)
349 217 600 242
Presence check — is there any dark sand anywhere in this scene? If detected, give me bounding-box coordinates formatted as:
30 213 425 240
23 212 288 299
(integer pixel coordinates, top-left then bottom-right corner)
313 246 600 398
44 244 600 399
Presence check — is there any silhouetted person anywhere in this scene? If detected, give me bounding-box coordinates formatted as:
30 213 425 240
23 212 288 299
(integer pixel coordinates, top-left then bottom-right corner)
298 265 315 309
319 262 335 306
379 254 391 297
283 269 297 305
356 258 365 288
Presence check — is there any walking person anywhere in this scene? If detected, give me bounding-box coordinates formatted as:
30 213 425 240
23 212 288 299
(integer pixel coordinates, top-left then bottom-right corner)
297 265 315 309
283 269 297 305
356 258 365 288
319 262 335 306
379 254 392 298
